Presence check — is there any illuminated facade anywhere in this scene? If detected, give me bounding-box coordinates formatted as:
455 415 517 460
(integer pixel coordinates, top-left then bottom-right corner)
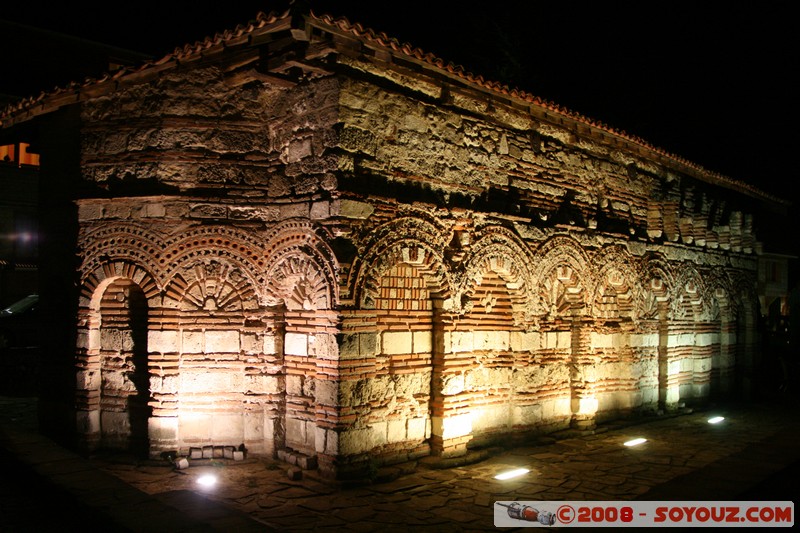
0 10 774 479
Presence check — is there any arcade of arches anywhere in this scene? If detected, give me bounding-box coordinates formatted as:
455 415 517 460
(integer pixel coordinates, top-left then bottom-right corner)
3 10 767 481
73 215 756 478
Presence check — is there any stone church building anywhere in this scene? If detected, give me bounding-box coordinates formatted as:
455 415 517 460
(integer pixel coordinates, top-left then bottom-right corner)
0 9 776 478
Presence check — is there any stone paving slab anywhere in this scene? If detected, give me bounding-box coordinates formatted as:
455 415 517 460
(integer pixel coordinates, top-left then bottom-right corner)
0 417 271 532
2 398 799 531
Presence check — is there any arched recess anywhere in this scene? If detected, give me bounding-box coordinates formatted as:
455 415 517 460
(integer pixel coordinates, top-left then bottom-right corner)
76 260 160 457
160 226 267 305
587 246 645 418
160 254 263 456
459 226 537 324
153 225 266 457
454 227 536 444
703 269 735 398
348 216 454 462
670 266 706 403
531 236 589 318
589 246 642 322
350 215 453 310
532 236 590 429
78 224 164 288
261 221 338 467
639 256 674 411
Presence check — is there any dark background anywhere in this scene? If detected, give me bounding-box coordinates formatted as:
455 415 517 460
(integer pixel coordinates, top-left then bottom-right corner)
2 1 796 240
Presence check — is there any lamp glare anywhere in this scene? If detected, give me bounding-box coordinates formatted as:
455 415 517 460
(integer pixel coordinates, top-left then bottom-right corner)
197 474 217 487
624 438 647 447
708 416 725 424
494 468 530 480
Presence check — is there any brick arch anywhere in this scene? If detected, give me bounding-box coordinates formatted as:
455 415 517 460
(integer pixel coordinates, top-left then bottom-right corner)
259 220 339 460
76 272 152 456
669 264 713 403
264 253 334 311
459 226 536 325
703 267 735 322
164 258 259 312
532 236 589 317
588 246 643 321
637 255 675 319
81 260 161 304
354 217 453 310
727 269 759 397
726 270 758 320
261 219 338 310
160 227 266 306
357 210 452 254
670 265 705 321
703 268 738 397
79 224 164 297
358 218 453 458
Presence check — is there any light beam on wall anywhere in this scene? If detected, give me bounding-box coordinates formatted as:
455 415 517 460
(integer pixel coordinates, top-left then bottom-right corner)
707 416 725 424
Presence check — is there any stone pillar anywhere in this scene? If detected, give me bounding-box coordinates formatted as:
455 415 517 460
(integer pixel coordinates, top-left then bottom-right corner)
325 309 378 479
282 309 319 458
75 309 101 452
663 201 680 242
730 212 743 253
242 310 284 457
646 202 663 240
691 320 715 400
657 304 680 410
569 315 596 430
430 298 473 456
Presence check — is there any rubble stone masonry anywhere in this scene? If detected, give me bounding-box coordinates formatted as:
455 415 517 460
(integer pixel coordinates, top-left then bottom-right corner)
6 13 764 479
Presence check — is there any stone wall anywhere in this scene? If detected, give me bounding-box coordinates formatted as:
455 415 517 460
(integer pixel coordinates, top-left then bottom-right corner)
327 61 758 473
55 17 763 480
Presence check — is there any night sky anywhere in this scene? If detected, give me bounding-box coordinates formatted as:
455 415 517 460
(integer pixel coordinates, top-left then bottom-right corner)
2 1 796 205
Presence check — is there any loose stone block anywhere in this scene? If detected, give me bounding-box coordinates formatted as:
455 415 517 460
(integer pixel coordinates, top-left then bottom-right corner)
78 203 104 221
338 199 375 219
510 331 540 352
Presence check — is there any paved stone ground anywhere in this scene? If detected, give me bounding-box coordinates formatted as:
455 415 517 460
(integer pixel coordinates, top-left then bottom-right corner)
106 403 799 531
2 395 798 532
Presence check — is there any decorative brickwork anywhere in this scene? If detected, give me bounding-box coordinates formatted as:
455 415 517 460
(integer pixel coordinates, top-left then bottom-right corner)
3 10 770 479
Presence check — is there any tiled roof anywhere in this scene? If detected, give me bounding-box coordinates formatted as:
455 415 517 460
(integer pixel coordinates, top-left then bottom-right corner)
0 8 783 204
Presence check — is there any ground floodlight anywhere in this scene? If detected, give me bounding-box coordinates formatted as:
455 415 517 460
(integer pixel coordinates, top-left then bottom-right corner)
624 437 647 447
197 474 218 487
494 468 530 480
